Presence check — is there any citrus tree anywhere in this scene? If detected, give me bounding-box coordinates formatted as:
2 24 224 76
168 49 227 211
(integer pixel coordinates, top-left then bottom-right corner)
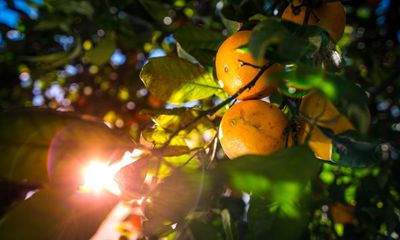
0 0 399 239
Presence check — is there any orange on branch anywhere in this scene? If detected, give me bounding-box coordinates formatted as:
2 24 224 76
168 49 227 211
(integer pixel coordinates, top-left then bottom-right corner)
215 31 282 100
219 100 289 159
282 0 346 43
298 92 354 160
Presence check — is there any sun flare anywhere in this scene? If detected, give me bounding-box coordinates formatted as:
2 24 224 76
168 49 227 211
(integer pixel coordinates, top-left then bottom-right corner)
80 149 145 196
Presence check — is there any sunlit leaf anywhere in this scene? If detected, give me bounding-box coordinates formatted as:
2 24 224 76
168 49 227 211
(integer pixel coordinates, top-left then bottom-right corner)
140 56 222 104
141 126 192 156
141 107 216 155
231 172 271 195
164 154 199 170
149 107 213 132
0 189 117 239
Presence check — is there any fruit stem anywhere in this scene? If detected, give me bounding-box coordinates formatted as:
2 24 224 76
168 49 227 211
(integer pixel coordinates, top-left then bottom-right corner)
238 59 262 69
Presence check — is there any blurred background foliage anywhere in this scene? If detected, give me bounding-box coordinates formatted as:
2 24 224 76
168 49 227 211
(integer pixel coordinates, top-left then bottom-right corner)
0 0 400 239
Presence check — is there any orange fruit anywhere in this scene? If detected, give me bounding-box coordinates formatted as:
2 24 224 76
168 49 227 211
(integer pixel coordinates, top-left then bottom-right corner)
219 100 288 159
281 0 346 43
298 92 354 160
215 31 282 100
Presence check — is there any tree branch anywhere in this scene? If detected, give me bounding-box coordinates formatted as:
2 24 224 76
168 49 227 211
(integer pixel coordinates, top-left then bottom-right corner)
157 62 273 154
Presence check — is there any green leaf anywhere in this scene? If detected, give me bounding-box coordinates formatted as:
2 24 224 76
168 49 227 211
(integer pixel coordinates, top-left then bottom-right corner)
21 38 82 71
320 128 381 167
84 35 116 66
140 114 216 156
275 67 371 133
50 1 94 19
34 20 71 32
219 13 242 36
138 0 170 21
140 56 221 104
248 13 269 22
141 126 192 156
0 108 132 190
176 43 201 65
219 146 315 240
63 1 94 18
143 170 204 236
174 25 225 52
141 107 216 154
221 209 234 240
0 189 117 239
114 157 149 199
327 78 371 134
323 78 370 134
249 19 326 64
174 25 225 66
164 154 200 170
219 146 320 191
230 172 271 195
247 186 309 240
188 219 223 240
150 107 213 132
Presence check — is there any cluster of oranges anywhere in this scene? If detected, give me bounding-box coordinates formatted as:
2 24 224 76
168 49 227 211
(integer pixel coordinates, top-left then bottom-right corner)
216 0 349 161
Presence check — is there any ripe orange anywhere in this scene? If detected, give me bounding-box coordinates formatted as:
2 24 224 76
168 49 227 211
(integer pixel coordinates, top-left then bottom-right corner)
281 0 346 43
215 31 282 100
219 100 288 159
298 92 354 160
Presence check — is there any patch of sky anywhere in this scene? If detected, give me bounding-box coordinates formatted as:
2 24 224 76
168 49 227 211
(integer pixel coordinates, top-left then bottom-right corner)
65 65 78 76
375 0 390 15
54 35 74 50
6 29 24 41
45 83 65 103
164 34 176 45
148 48 166 58
110 49 126 66
165 100 200 109
0 7 19 28
14 0 39 19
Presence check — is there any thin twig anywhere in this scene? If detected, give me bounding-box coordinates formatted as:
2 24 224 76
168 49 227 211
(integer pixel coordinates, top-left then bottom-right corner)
150 63 273 180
